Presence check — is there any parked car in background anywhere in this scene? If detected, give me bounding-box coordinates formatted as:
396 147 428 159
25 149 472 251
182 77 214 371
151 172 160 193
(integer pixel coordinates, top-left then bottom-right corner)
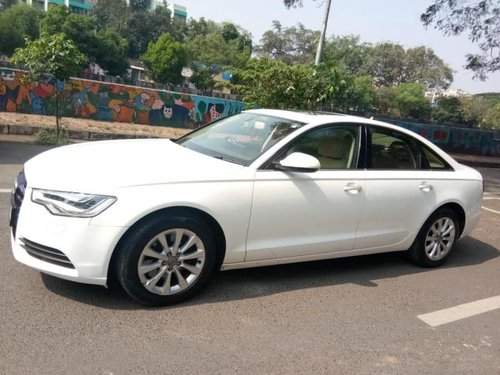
10 109 483 305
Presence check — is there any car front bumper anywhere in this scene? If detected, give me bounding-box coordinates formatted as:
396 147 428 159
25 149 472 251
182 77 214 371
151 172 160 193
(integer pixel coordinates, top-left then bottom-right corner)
11 187 128 286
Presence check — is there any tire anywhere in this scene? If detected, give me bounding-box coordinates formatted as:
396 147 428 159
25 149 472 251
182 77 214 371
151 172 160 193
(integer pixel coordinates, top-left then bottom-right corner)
409 208 459 267
115 213 217 306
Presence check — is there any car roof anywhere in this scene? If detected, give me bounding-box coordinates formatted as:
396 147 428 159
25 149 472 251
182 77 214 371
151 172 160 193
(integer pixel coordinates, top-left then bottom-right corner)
245 108 415 134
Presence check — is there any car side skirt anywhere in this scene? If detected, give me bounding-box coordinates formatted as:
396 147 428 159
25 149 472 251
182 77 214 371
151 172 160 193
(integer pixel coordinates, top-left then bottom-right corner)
221 246 408 271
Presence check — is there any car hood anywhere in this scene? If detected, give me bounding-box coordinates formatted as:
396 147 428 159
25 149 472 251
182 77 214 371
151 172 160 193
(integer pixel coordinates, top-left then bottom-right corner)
24 139 245 192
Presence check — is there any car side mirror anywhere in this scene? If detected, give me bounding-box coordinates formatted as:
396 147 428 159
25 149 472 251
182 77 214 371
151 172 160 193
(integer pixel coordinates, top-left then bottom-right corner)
275 152 320 173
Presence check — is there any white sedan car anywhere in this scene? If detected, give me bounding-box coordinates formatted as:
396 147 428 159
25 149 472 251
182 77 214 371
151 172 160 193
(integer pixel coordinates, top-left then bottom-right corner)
10 109 483 305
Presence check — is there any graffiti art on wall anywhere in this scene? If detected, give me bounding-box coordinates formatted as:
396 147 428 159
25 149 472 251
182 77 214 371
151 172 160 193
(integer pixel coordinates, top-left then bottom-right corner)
0 68 244 129
390 120 499 156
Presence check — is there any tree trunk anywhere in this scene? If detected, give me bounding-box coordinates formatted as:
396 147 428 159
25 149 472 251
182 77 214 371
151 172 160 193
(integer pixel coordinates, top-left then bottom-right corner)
55 92 60 144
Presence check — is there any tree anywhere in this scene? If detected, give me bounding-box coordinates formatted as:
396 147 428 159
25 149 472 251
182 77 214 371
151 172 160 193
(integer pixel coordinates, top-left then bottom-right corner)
11 33 86 143
41 6 99 56
355 42 453 90
41 5 129 76
363 42 407 86
92 0 174 57
190 66 215 90
185 17 219 40
433 96 463 124
341 75 376 113
484 103 500 129
93 0 130 34
323 35 371 75
421 0 500 79
392 83 431 120
403 46 453 89
142 33 188 85
186 31 251 69
460 95 492 126
374 86 396 115
184 20 252 70
257 21 319 65
0 0 17 11
231 57 344 110
95 29 130 76
124 5 173 57
283 0 306 8
0 4 44 55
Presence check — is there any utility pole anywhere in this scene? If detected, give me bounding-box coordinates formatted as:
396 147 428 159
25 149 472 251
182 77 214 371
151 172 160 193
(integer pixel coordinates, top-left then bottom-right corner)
315 0 332 65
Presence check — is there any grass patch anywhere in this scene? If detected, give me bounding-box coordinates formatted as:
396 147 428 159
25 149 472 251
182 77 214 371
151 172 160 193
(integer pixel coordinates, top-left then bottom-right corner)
35 129 69 146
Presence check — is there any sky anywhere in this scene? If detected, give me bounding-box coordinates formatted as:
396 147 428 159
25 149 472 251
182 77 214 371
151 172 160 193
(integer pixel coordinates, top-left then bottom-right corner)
176 0 499 94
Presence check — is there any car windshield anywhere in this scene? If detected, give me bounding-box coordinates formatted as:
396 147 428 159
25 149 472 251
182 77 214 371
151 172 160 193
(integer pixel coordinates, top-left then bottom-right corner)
176 112 305 165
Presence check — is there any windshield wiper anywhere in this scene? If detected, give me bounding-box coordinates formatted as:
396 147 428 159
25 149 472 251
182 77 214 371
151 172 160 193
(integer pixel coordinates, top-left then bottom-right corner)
212 155 243 165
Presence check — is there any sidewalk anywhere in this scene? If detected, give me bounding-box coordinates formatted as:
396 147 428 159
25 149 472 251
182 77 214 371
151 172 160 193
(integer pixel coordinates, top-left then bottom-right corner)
1 112 499 169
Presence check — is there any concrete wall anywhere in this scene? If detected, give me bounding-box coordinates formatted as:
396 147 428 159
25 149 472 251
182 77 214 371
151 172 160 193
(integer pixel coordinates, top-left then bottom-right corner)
388 119 500 156
0 68 244 128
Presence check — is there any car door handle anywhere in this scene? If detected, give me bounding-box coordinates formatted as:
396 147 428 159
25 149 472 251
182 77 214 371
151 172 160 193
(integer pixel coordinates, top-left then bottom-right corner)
343 183 362 194
419 181 433 192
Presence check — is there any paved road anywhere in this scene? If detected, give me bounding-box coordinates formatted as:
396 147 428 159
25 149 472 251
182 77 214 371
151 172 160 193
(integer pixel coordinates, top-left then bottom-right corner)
1 141 499 374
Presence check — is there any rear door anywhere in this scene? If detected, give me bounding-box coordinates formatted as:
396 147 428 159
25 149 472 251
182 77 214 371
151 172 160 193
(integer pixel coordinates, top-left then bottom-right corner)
353 126 444 251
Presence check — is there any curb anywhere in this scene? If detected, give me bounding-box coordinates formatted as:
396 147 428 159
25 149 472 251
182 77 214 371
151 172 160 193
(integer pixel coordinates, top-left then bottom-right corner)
0 123 163 142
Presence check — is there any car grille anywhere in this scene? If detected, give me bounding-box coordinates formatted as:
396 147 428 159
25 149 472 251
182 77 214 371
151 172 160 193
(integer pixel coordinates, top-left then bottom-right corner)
9 171 27 238
19 238 75 269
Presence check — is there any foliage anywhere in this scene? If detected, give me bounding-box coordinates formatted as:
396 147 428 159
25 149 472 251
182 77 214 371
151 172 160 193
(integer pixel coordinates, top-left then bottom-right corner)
142 33 188 85
392 83 431 119
459 95 493 126
36 129 69 146
0 0 17 11
433 96 463 124
257 21 320 65
341 75 377 113
483 103 500 129
93 0 130 34
283 0 306 8
185 17 220 39
11 32 86 144
231 58 344 110
40 5 129 76
421 0 500 79
431 93 500 128
92 0 173 57
374 86 396 115
323 35 371 75
258 24 453 90
190 66 215 91
402 47 453 89
363 42 407 86
186 32 251 69
185 20 252 70
95 29 130 76
0 4 44 55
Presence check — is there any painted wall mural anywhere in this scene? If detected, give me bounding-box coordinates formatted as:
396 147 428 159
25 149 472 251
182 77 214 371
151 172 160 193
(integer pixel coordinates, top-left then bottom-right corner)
0 68 244 129
394 120 500 156
1 68 498 155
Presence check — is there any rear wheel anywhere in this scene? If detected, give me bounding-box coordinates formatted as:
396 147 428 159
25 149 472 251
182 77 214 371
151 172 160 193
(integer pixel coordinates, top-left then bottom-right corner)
409 208 459 267
115 214 217 306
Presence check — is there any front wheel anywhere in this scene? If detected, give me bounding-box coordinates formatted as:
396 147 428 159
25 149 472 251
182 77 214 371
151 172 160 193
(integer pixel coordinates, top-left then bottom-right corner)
409 208 459 267
115 214 217 306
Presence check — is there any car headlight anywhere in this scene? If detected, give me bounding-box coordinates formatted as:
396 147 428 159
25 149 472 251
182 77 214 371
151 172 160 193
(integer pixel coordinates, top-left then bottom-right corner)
31 189 116 218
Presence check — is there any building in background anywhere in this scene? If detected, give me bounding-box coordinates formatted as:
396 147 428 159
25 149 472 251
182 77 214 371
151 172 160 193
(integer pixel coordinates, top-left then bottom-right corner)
167 3 187 21
26 0 92 14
